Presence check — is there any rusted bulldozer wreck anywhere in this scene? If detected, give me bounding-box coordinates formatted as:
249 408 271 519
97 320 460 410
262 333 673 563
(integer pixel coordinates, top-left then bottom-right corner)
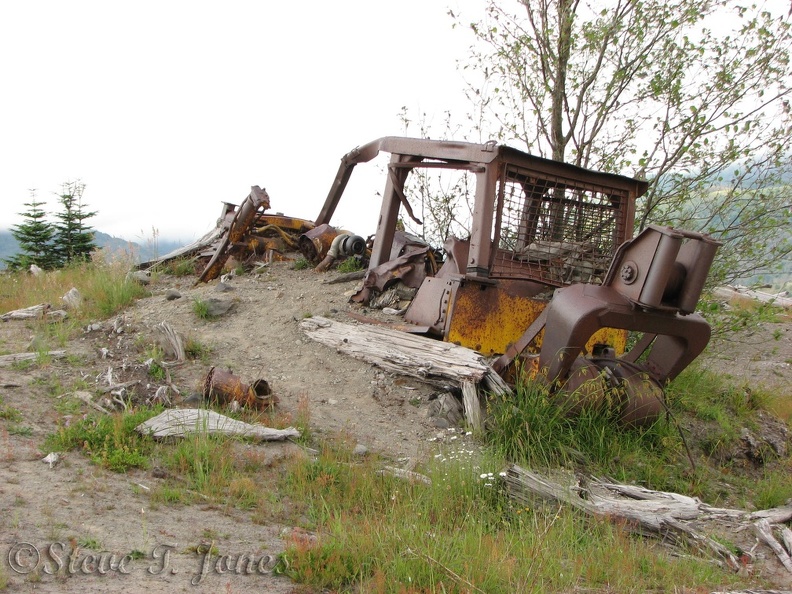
316 137 721 424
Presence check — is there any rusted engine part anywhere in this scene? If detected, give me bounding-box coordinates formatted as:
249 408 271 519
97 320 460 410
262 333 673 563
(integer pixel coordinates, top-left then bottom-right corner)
495 225 722 425
197 186 271 283
203 366 278 410
351 231 437 305
298 224 367 271
192 191 314 282
252 214 316 252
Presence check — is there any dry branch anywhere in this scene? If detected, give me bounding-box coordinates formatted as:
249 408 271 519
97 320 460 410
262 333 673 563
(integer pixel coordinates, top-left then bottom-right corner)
68 390 112 414
754 519 792 573
135 408 300 441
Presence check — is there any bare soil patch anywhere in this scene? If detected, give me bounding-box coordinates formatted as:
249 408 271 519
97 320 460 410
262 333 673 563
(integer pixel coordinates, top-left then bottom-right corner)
0 262 457 592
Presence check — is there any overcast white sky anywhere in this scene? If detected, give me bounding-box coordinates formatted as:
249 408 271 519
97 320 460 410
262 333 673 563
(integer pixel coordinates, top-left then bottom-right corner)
0 1 481 243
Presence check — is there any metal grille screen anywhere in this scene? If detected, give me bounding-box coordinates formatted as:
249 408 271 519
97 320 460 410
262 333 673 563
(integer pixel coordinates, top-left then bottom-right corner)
492 166 629 286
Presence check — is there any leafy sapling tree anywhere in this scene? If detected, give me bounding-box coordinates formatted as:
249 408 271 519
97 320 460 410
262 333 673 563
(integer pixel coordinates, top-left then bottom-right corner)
52 181 97 266
4 193 59 270
454 0 792 285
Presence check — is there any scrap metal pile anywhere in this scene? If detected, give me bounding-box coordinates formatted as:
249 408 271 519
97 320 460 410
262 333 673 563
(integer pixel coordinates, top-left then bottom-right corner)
142 136 722 426
138 185 369 282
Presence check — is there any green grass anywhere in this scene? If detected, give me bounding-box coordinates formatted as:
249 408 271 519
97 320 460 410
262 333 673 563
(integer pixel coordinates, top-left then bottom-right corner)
158 257 196 276
485 377 681 472
141 344 167 380
45 407 163 472
292 257 311 270
0 403 22 422
7 425 33 437
192 297 216 320
336 256 365 273
0 259 148 347
276 442 737 593
76 537 102 550
184 336 212 362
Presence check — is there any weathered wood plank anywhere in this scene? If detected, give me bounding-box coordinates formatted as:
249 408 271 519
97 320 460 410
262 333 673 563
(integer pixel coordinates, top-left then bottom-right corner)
300 316 510 396
461 381 482 432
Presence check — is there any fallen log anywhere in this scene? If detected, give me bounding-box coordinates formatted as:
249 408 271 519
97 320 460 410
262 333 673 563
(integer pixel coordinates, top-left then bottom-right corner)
135 408 300 441
501 464 792 574
300 316 511 428
300 316 509 394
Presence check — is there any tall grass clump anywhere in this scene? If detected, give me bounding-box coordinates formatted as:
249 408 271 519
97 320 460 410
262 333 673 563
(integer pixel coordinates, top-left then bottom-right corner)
486 378 680 469
0 256 147 323
82 259 149 318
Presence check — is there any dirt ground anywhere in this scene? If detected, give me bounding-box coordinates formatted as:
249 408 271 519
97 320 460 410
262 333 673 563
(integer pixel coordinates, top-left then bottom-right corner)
1 260 791 592
0 263 459 593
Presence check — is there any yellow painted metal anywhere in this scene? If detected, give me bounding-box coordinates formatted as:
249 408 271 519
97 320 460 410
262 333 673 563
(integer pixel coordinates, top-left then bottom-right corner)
446 282 627 356
446 283 545 355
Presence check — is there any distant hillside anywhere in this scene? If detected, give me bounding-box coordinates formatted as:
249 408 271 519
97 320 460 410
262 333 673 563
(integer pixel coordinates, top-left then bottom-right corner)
0 229 186 268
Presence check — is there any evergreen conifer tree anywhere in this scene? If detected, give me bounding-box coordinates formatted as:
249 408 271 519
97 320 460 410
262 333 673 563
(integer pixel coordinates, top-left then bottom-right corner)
52 181 97 265
4 194 58 270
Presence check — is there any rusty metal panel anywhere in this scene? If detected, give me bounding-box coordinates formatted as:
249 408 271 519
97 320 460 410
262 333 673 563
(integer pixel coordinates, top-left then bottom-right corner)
446 282 548 356
444 281 626 356
403 276 458 335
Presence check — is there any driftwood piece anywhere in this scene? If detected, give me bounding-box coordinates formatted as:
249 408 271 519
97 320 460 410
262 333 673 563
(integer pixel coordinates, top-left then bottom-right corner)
300 316 510 395
135 408 300 441
501 464 792 574
99 379 141 394
0 350 67 367
782 526 792 557
68 390 112 414
1 303 51 321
